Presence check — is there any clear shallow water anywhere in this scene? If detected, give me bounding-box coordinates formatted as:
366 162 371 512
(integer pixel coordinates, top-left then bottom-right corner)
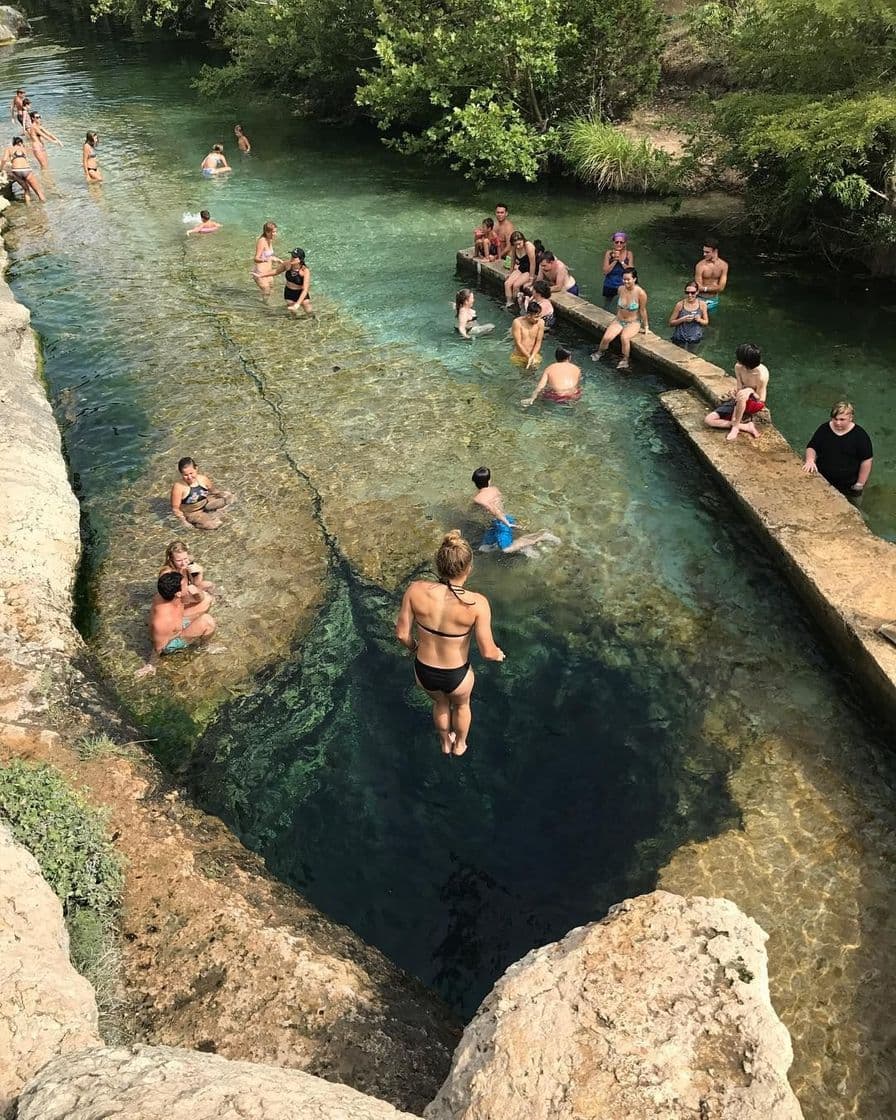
2 29 895 1120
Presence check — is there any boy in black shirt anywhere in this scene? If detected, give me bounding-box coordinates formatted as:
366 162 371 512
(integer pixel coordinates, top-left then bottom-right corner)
803 401 873 498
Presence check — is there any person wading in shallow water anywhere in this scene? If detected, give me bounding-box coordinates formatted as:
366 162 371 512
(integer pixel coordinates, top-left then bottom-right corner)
395 530 505 757
170 456 234 530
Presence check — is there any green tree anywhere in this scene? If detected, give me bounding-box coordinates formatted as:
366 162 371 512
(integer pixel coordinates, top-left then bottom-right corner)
357 0 660 180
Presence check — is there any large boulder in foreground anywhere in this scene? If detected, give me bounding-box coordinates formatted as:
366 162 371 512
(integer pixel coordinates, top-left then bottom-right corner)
0 823 101 1113
426 891 804 1120
15 1044 420 1120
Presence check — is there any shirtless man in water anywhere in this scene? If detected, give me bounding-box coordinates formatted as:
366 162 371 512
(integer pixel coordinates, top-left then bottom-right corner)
511 305 544 369
694 238 729 312
522 347 582 406
472 467 560 554
705 342 769 441
134 571 216 678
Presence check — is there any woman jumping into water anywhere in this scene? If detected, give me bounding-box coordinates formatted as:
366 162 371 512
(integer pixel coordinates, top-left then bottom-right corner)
395 530 505 756
26 113 61 171
83 131 102 182
252 221 280 296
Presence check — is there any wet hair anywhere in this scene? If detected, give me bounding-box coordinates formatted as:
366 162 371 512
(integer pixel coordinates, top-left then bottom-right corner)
556 347 572 361
735 342 761 369
164 540 190 569
455 288 473 314
290 247 306 261
495 203 508 212
435 530 473 583
11 136 23 146
85 131 98 145
212 143 224 153
157 572 183 601
519 284 533 298
482 217 494 230
533 280 552 299
21 98 30 107
622 267 638 281
262 221 276 238
234 123 244 133
703 237 719 250
533 239 546 254
177 456 197 473
526 301 542 316
15 89 24 95
830 400 855 419
472 467 491 489
509 230 524 244
199 210 210 221
540 251 556 263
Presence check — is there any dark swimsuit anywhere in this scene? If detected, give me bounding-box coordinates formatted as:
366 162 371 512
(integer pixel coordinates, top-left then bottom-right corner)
513 247 531 274
284 267 306 303
413 583 474 694
182 482 209 508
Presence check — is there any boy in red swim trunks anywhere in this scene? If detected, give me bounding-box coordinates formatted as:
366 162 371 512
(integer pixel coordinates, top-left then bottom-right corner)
705 342 769 441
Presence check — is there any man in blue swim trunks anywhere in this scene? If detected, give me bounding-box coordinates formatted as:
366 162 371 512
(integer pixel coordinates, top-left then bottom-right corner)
134 571 217 678
694 238 729 312
471 467 560 555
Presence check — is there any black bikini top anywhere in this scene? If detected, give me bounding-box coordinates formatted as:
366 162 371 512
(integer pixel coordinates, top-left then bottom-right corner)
416 581 475 637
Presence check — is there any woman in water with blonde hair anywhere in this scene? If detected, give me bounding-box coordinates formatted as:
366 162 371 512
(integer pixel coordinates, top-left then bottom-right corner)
395 530 505 756
252 220 280 296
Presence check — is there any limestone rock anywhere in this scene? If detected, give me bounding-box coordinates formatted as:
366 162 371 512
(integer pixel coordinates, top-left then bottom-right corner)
16 1044 420 1119
0 6 30 42
0 823 101 1113
425 891 804 1120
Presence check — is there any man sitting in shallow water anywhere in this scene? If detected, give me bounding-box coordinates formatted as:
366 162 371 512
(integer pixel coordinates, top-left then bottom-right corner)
471 467 560 555
522 347 582 407
134 571 217 678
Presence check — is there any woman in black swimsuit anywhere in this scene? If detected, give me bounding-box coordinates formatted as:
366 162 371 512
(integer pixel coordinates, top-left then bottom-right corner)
503 230 537 308
395 530 505 756
270 247 313 315
2 136 45 201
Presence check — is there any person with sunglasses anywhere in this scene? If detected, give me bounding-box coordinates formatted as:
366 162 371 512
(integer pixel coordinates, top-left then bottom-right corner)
25 112 62 172
669 283 709 350
602 232 635 305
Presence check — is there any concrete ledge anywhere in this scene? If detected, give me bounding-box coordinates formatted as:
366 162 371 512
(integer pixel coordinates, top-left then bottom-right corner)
662 389 896 726
456 249 735 404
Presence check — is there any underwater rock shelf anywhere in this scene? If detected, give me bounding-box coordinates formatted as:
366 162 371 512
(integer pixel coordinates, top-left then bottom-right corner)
457 249 896 729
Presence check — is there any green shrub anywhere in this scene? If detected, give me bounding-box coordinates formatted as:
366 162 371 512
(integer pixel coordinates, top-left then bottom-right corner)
0 759 123 918
562 116 680 193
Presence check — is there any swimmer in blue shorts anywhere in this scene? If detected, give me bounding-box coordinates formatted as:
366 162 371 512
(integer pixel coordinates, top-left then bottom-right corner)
134 571 217 678
200 143 231 176
471 467 560 555
694 237 728 311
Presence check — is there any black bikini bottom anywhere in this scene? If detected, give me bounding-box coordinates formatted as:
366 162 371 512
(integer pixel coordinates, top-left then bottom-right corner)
414 658 470 695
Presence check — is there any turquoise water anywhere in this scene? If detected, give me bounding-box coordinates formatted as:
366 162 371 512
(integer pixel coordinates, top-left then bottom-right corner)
2 26 896 1120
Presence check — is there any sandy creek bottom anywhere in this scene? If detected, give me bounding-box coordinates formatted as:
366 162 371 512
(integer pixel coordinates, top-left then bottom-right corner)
2 32 895 1119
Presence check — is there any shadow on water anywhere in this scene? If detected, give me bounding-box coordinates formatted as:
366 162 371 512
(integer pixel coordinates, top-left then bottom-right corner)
190 565 739 1017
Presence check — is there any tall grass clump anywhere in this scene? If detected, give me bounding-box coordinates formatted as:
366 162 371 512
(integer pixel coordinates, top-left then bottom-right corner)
563 116 680 194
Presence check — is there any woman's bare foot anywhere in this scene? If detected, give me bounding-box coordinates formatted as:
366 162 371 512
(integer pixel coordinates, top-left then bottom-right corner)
452 739 468 756
440 730 455 755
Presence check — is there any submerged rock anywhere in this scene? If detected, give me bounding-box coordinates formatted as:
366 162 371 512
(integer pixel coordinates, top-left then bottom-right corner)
16 1044 420 1120
0 824 101 1113
425 890 803 1120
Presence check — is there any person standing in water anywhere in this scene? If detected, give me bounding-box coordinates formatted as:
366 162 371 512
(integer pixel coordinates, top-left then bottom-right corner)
395 530 505 756
521 347 582 406
471 467 561 551
25 113 62 171
234 124 251 153
200 143 231 175
602 232 635 305
83 131 102 182
511 303 545 368
1 137 45 202
269 247 314 315
251 221 280 296
669 282 709 350
694 238 729 312
186 210 222 235
455 288 495 338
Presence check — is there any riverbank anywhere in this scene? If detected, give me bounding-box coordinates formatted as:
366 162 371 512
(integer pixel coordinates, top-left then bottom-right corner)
458 249 896 726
